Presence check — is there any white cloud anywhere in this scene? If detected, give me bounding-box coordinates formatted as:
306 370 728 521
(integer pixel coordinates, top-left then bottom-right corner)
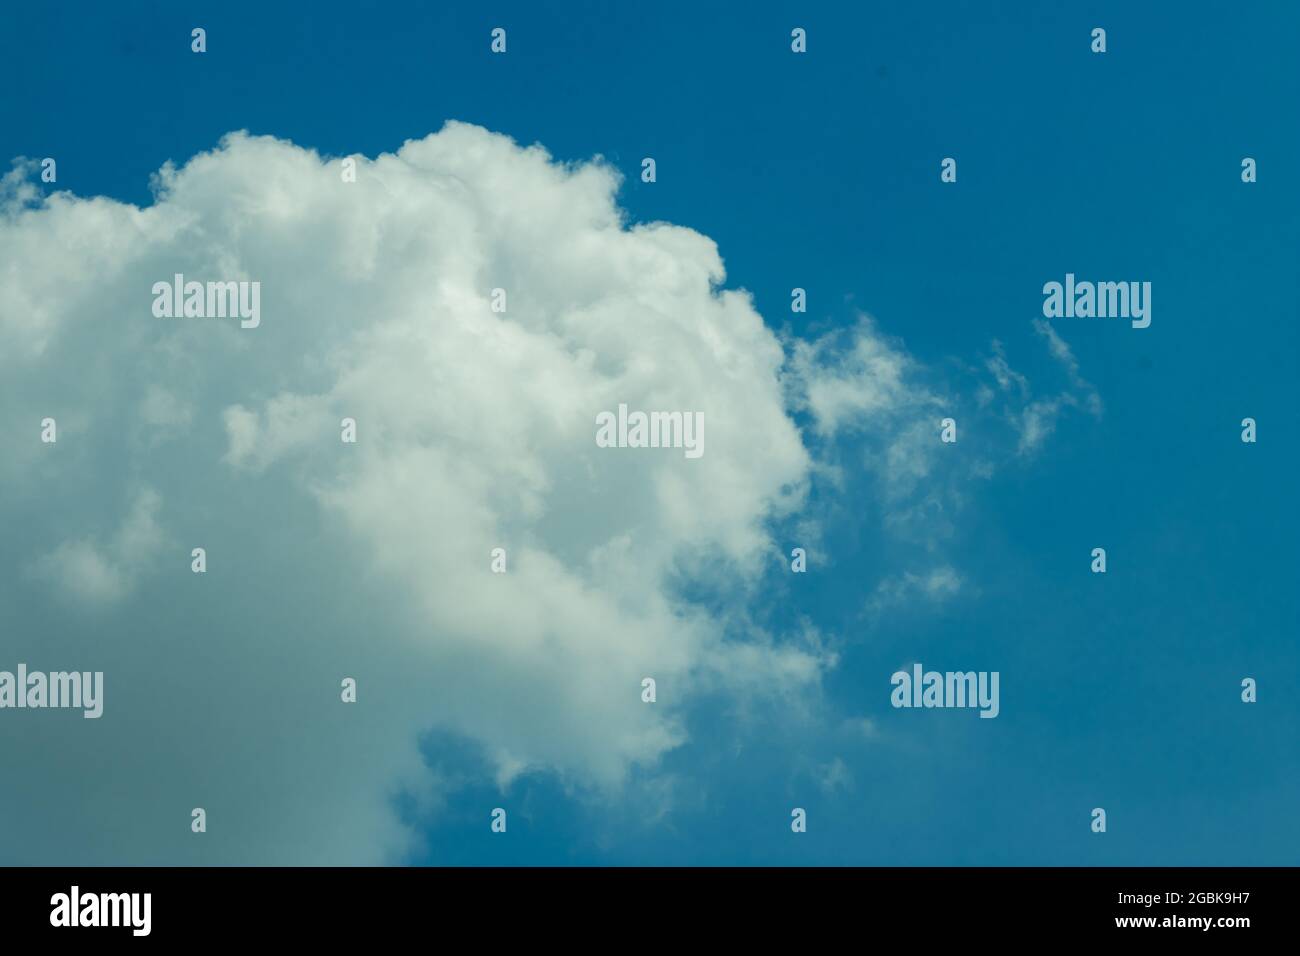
841 716 879 739
32 539 127 603
816 756 853 794
986 341 1030 397
30 488 164 603
1008 321 1103 454
1036 318 1102 420
139 385 193 432
868 566 963 614
0 124 832 862
786 317 927 439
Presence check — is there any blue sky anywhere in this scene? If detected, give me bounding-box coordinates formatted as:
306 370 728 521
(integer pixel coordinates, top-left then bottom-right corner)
2 2 1297 865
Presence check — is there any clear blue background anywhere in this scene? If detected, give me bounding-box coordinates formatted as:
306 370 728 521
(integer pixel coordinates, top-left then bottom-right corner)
4 1 1297 864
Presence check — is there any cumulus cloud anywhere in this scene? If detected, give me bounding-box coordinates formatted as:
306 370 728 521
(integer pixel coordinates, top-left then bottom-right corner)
0 123 832 863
